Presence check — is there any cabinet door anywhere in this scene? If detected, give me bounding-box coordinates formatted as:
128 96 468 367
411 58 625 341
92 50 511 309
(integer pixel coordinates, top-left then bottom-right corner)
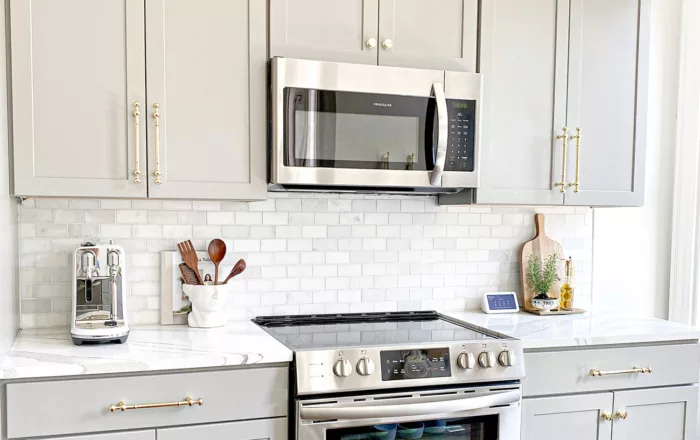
377 0 477 71
564 0 649 206
145 0 266 200
522 393 613 440
48 432 155 440
158 418 286 440
270 0 379 65
475 0 568 205
10 0 147 198
612 386 698 440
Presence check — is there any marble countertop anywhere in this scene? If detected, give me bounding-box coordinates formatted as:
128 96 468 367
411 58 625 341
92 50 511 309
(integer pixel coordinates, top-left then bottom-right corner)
443 310 700 350
0 320 292 380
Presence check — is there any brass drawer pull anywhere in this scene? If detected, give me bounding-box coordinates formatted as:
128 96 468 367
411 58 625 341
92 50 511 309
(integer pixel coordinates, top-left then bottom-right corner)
109 397 203 412
590 366 652 377
132 102 141 184
554 127 568 193
153 103 162 185
615 410 628 420
601 412 613 422
568 127 582 192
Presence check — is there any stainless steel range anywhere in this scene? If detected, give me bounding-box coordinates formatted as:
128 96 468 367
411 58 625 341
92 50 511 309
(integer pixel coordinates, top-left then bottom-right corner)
254 311 524 440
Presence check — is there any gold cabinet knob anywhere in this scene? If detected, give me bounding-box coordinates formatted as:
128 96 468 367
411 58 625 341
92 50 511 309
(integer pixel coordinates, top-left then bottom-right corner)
366 38 377 48
382 39 393 49
601 412 613 421
615 410 628 420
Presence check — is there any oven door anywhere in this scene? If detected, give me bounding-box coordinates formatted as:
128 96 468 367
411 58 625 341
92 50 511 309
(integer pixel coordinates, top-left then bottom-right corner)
296 385 520 440
271 58 480 191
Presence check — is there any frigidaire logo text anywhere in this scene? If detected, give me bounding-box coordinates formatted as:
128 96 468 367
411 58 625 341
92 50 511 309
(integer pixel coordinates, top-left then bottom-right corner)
373 102 392 107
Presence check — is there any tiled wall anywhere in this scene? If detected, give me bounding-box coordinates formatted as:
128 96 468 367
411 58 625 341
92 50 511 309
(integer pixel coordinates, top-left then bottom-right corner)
18 194 593 328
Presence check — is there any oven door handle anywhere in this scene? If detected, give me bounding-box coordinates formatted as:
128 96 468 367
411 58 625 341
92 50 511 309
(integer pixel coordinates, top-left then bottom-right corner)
430 82 449 187
300 390 519 421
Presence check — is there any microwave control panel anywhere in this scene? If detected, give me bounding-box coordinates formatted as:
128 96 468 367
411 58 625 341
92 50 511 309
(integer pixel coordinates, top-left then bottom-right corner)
445 99 476 172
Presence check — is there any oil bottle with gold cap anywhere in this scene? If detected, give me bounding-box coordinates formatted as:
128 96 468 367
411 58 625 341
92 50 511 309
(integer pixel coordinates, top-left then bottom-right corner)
559 257 575 311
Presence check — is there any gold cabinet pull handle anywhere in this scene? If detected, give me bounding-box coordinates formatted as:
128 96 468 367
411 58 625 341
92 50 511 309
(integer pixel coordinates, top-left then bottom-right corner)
554 127 568 193
109 397 202 413
568 127 582 192
590 366 652 377
132 102 141 183
615 410 628 420
153 103 162 185
601 412 613 422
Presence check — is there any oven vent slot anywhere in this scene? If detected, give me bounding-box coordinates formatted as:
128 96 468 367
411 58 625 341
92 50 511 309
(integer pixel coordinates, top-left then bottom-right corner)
311 419 338 424
490 403 514 409
373 394 412 401
304 400 338 407
489 386 520 392
353 398 367 402
418 391 459 397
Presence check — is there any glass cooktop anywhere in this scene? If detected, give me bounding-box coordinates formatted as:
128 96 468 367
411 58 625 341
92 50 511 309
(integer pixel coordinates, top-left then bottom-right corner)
253 311 497 350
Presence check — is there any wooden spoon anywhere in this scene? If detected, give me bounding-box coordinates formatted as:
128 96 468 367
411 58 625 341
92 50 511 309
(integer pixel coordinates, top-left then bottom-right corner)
223 259 246 284
207 239 227 285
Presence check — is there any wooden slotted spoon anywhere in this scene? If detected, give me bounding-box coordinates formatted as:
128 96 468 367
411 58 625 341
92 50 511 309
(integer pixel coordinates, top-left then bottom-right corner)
177 240 203 285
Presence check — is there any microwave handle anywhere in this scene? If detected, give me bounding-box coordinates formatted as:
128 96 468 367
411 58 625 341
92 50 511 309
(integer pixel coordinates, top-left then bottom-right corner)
430 82 448 186
300 389 519 421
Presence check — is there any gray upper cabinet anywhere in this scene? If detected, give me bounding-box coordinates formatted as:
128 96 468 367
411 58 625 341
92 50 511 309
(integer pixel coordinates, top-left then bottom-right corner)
10 0 147 198
469 0 648 207
377 0 477 71
145 0 267 200
475 0 568 205
270 0 379 65
564 0 649 206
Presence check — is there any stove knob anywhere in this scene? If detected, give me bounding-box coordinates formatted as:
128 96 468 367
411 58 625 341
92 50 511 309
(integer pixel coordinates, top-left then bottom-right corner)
333 359 353 377
356 357 375 376
498 350 517 367
478 351 496 369
457 352 475 370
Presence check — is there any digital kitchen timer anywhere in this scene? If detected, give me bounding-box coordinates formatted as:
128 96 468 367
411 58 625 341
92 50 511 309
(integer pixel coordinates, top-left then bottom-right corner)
481 292 520 314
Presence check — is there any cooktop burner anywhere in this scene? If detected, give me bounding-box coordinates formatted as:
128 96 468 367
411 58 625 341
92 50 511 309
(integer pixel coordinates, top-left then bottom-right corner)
254 311 496 350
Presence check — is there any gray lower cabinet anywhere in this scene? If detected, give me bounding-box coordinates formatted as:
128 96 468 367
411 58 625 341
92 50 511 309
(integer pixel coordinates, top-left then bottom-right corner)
144 0 267 200
10 0 147 198
468 0 649 207
611 386 698 440
522 386 698 440
157 418 287 440
522 393 613 440
46 432 155 440
270 0 477 71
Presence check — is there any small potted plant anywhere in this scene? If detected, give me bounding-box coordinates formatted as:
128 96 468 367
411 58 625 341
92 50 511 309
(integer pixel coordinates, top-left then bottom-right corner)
527 252 559 311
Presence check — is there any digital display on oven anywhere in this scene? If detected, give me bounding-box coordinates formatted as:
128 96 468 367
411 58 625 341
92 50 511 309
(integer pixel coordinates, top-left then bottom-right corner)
380 348 451 381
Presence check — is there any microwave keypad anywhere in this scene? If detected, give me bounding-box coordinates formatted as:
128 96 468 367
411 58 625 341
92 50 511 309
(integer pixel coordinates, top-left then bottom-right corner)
445 99 476 172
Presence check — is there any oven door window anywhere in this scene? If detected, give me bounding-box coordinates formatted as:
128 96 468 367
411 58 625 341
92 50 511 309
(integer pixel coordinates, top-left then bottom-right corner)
284 88 436 171
326 415 498 440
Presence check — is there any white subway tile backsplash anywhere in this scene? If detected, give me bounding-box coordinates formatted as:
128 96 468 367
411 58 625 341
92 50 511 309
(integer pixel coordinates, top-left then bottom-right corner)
18 195 593 327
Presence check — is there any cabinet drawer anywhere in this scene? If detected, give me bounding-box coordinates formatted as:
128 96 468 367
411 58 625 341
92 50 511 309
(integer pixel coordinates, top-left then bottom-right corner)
158 417 287 440
6 366 288 439
523 344 700 397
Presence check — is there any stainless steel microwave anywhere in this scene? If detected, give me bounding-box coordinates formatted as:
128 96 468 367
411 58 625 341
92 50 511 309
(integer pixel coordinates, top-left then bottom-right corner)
270 58 482 193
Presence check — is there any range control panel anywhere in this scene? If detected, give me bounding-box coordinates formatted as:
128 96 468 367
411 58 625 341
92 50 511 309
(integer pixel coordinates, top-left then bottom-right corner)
294 341 525 395
444 99 476 172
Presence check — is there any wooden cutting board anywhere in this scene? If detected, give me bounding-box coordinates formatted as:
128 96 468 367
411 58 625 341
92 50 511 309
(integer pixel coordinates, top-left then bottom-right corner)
520 213 564 311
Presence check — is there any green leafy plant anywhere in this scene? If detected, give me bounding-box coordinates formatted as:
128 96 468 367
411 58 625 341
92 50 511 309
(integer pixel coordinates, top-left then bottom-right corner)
527 252 559 299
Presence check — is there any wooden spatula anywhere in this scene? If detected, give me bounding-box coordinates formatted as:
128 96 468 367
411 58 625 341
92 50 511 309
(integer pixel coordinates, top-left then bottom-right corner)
223 259 246 284
177 240 203 285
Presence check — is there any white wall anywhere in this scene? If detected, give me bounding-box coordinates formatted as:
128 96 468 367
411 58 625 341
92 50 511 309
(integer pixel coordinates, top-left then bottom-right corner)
592 0 681 319
0 0 19 355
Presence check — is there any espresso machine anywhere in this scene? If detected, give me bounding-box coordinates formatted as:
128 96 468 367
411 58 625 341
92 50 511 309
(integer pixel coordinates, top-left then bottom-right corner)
71 241 129 345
